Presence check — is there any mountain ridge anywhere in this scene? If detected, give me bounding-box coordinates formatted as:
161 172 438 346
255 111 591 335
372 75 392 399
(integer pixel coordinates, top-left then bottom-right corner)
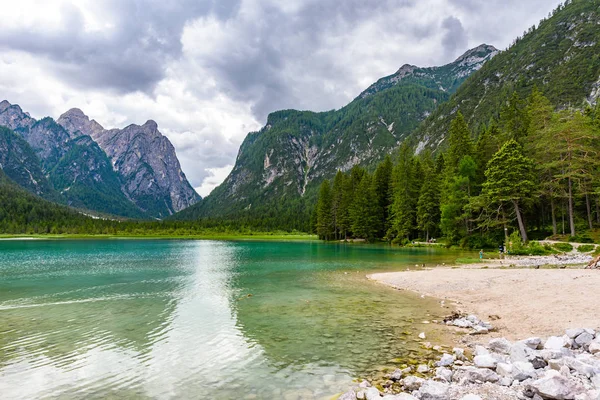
173 44 499 228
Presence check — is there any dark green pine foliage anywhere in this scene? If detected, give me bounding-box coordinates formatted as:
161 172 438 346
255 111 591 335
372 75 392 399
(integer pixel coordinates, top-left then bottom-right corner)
416 156 440 241
373 155 393 237
499 92 530 144
316 180 334 240
389 144 419 241
481 139 536 242
49 136 145 219
350 174 380 240
414 0 600 153
0 126 61 202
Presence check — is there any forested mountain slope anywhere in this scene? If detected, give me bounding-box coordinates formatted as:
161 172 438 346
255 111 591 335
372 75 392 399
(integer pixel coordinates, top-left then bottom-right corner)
412 0 600 152
174 45 498 229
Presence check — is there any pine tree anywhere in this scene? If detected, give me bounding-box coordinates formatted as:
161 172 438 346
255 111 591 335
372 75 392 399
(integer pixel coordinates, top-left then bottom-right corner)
417 157 440 241
316 180 334 240
389 143 418 241
373 155 393 238
350 174 380 240
499 91 530 144
481 139 536 242
445 112 474 173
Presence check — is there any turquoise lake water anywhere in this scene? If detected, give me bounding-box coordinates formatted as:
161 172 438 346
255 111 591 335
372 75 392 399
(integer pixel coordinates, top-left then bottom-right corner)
0 240 470 399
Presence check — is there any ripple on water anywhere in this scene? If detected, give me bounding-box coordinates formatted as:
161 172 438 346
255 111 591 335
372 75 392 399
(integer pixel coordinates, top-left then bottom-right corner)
0 240 466 399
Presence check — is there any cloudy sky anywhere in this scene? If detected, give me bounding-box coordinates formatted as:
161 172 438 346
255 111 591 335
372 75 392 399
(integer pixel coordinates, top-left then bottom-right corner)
0 0 563 197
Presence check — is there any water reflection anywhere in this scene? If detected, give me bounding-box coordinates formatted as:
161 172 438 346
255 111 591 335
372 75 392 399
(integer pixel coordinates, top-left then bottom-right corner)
0 240 468 399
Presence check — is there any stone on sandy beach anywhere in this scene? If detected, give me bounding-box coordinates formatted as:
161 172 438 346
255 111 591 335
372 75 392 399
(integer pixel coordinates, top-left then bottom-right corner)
415 380 449 400
488 338 513 355
528 370 585 399
473 354 498 369
545 336 568 350
436 354 455 367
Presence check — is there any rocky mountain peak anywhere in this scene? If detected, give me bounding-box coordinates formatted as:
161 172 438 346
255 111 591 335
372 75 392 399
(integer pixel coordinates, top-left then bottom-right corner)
143 120 158 131
57 108 105 139
0 101 35 132
453 44 499 67
0 100 11 113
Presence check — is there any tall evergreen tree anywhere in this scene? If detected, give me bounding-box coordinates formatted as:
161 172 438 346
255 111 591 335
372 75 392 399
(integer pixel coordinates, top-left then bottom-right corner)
373 155 394 237
389 144 418 241
481 139 536 242
316 180 334 240
350 174 380 240
417 157 440 241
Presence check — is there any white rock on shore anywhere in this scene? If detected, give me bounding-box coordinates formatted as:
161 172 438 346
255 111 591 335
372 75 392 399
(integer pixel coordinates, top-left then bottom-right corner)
340 323 600 400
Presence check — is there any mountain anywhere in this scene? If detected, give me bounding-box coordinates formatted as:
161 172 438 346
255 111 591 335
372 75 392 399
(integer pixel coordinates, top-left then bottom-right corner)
60 113 201 218
412 0 600 152
48 135 145 218
0 102 200 219
174 45 498 227
0 126 60 201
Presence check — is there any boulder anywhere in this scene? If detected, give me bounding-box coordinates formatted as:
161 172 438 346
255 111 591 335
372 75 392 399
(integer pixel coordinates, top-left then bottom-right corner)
589 342 600 355
365 387 382 400
529 370 585 400
417 364 430 374
510 342 535 363
496 362 514 377
564 357 595 377
390 369 403 381
545 336 568 351
460 396 483 400
474 345 489 356
523 337 543 350
402 376 425 391
512 361 536 381
474 354 498 369
575 332 595 348
435 367 453 383
381 395 418 400
339 391 358 400
453 366 500 384
489 338 513 354
454 348 466 360
566 329 585 339
437 354 455 367
416 380 449 400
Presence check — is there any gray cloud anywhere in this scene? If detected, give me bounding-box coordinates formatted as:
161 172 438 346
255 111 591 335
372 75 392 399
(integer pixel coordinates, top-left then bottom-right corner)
0 0 564 195
0 0 241 93
441 16 468 60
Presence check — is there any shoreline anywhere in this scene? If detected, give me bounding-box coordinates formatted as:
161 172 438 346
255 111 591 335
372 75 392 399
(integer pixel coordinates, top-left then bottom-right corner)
368 260 600 342
335 261 600 399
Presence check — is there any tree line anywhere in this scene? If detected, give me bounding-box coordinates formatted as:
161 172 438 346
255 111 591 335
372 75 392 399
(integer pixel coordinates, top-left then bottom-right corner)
315 88 600 247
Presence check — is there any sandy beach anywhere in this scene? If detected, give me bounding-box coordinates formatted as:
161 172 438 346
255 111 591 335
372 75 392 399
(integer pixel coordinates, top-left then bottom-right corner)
369 267 600 341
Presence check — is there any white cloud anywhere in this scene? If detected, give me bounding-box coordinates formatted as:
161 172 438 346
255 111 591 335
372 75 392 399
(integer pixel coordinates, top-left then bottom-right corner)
0 0 564 197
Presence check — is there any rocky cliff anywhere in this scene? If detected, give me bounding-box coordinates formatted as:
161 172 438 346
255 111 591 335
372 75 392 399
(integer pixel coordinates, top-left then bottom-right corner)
0 101 200 219
90 120 200 217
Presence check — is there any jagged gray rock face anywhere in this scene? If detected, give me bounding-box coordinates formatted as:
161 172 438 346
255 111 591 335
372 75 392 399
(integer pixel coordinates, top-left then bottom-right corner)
0 101 35 132
57 108 104 139
0 100 199 218
91 120 200 217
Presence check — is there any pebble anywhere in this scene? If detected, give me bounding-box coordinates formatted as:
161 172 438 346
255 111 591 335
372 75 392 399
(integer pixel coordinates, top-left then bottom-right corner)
338 321 600 400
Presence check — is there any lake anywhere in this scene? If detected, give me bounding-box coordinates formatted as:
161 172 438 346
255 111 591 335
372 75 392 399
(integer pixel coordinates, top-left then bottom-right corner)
0 240 470 399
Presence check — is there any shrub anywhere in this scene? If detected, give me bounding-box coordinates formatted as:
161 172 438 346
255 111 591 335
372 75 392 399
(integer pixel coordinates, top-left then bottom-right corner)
568 235 594 243
577 244 596 253
553 242 574 253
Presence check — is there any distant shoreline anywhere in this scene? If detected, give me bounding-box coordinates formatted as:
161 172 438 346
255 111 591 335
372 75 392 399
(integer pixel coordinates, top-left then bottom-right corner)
0 233 318 241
